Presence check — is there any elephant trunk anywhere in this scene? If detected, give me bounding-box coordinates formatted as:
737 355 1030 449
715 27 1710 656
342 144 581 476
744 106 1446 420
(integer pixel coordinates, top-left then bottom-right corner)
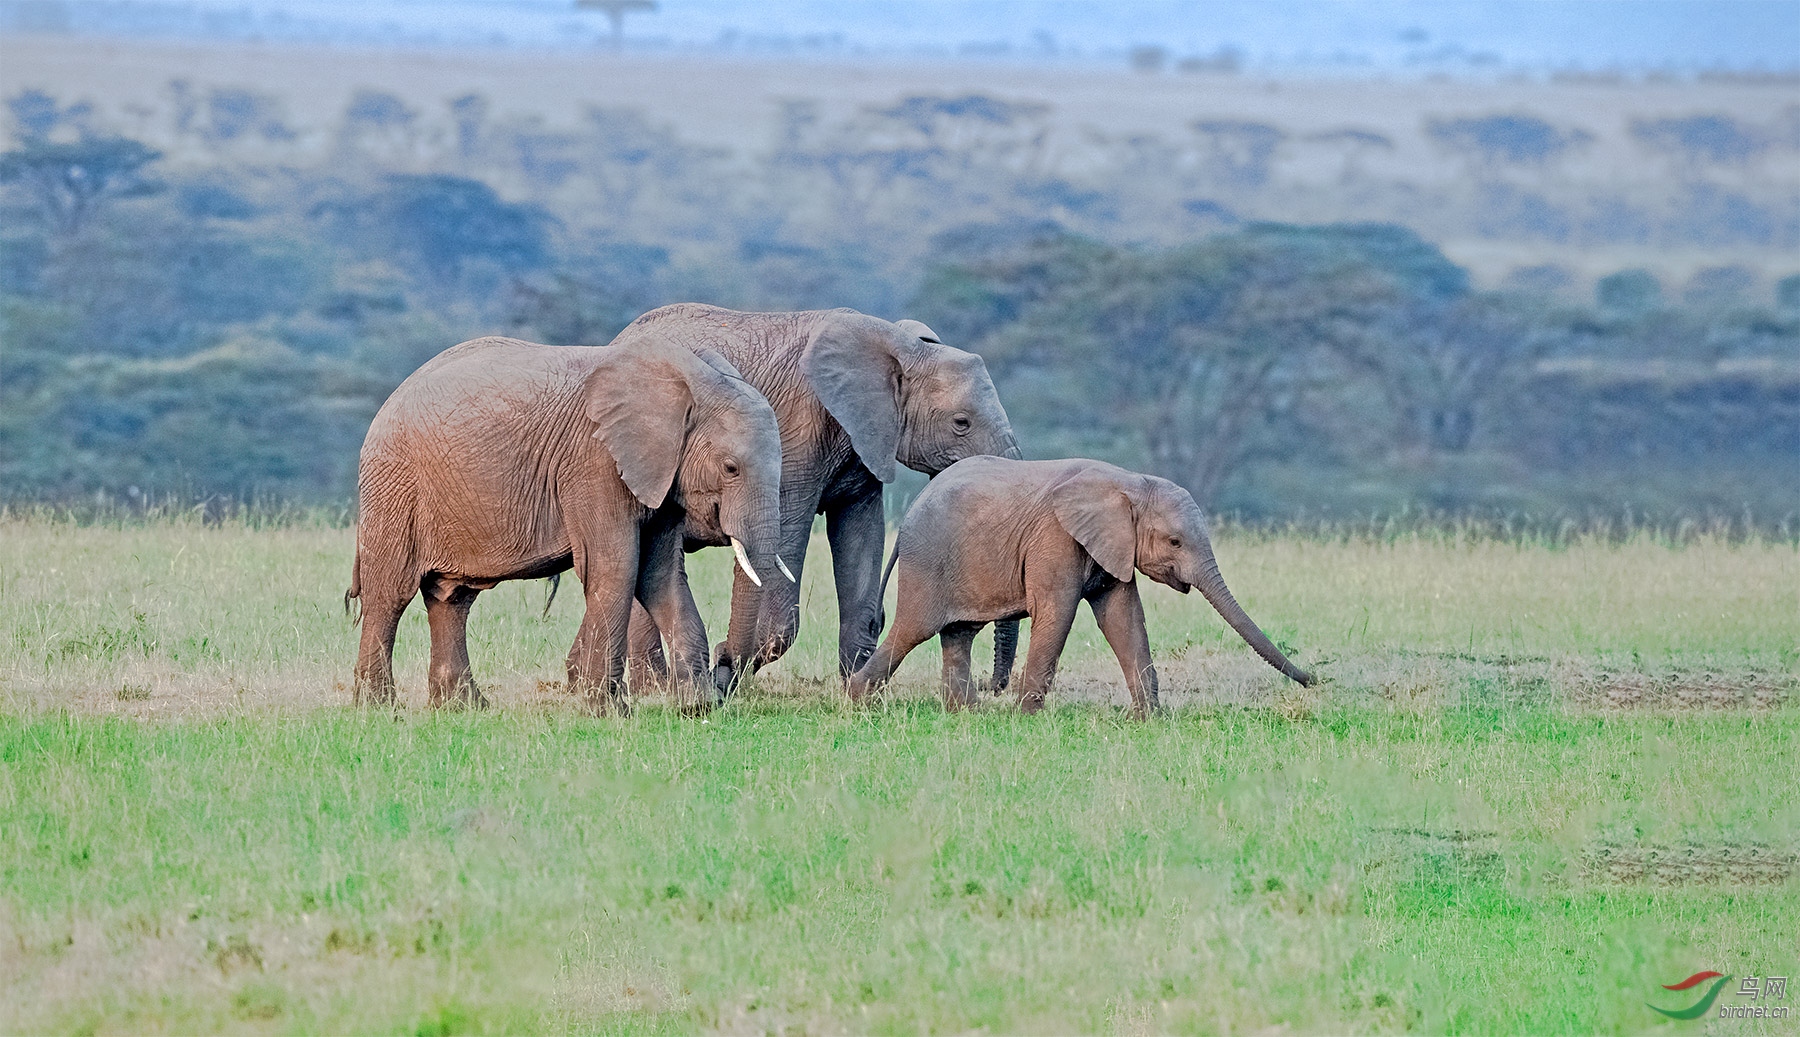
722 485 788 588
1191 543 1315 686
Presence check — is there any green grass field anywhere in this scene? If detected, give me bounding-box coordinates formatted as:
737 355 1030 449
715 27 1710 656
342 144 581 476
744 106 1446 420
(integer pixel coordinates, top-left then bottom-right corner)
2 516 1796 1034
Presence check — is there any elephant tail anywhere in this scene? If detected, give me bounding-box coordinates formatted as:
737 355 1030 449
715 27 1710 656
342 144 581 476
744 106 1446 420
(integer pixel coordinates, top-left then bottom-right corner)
542 571 562 618
343 542 362 624
878 537 901 603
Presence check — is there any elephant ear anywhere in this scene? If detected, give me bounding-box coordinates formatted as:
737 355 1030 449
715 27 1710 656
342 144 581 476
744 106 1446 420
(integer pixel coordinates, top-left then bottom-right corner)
692 346 749 382
892 319 943 344
1049 466 1140 582
583 340 694 509
801 311 902 483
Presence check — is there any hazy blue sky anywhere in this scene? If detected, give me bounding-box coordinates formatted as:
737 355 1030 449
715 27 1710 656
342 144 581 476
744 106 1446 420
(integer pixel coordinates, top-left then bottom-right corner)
21 0 1800 70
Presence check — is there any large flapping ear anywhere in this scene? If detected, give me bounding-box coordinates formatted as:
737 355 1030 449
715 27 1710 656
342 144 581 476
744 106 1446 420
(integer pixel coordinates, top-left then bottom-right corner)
800 311 903 483
1049 465 1141 582
892 319 943 344
583 339 696 509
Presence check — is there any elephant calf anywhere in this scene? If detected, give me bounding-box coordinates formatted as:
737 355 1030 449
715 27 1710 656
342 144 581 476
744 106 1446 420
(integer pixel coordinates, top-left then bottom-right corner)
846 456 1315 716
347 335 785 713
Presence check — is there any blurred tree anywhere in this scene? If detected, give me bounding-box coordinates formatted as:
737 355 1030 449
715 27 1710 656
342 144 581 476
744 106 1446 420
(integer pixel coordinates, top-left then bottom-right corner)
1 337 388 500
1632 114 1765 166
0 136 162 234
1190 120 1286 189
199 86 295 145
922 225 1425 500
1778 274 1800 314
505 240 669 344
1596 269 1661 314
6 88 92 143
318 174 553 284
576 0 657 50
1426 113 1591 167
1338 294 1542 454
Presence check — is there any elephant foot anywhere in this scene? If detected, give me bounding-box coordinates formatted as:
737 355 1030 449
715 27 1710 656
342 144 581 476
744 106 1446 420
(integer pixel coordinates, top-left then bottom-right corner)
353 677 397 708
626 666 668 700
575 680 631 718
710 644 747 698
675 680 724 717
844 673 880 706
1016 693 1047 715
429 675 488 711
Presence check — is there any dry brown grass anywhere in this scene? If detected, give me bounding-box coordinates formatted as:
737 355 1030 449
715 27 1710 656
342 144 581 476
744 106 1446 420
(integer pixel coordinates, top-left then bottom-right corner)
3 32 1796 288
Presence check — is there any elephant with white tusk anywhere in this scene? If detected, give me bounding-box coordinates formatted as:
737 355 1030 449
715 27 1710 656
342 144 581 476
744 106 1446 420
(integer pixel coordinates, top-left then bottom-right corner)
846 456 1316 717
346 334 784 714
609 304 1021 696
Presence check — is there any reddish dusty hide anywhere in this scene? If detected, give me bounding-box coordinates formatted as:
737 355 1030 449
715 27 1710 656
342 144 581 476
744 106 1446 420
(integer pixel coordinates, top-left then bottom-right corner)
847 456 1315 717
346 334 784 713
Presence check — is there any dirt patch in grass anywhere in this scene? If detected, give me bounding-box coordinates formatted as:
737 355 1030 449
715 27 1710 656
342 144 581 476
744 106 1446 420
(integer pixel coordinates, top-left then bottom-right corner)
5 649 1794 720
1580 841 1798 886
1570 672 1796 711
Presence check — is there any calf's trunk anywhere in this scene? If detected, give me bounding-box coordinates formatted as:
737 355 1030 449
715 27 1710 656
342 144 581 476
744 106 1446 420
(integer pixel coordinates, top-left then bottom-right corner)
1192 546 1315 686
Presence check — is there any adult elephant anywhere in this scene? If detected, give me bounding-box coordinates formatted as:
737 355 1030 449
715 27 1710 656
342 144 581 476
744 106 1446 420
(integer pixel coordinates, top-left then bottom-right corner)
347 334 784 714
612 304 1020 693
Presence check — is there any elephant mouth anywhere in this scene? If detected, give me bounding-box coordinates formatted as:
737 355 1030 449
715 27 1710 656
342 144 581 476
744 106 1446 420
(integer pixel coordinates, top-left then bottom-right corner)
1169 577 1192 594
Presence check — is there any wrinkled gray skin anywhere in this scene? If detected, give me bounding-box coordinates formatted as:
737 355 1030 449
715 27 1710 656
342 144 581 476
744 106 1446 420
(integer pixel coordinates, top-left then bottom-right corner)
846 456 1315 717
347 335 783 713
611 305 1020 694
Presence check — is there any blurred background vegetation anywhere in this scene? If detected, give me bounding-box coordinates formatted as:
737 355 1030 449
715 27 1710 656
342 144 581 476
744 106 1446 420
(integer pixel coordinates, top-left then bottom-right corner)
0 30 1795 525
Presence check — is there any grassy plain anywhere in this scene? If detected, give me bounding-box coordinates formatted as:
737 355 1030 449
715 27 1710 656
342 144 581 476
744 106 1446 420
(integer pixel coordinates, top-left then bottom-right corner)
1 515 1797 1033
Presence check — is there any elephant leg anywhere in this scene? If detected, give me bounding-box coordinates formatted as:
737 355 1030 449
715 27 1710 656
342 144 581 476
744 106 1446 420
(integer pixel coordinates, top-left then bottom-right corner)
713 563 769 695
826 485 887 678
844 564 941 704
636 518 716 713
844 621 937 704
1015 597 1079 714
626 601 670 696
353 588 409 707
1089 580 1160 717
938 621 983 712
989 619 1019 694
425 581 487 710
568 529 640 716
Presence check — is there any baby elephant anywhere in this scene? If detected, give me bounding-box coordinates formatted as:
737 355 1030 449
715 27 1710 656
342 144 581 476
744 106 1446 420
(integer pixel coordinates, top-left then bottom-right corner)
846 456 1315 716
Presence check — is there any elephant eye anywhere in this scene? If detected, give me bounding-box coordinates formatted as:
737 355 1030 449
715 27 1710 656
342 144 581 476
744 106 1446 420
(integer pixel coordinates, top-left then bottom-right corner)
1169 536 1181 548
951 415 971 434
723 460 740 476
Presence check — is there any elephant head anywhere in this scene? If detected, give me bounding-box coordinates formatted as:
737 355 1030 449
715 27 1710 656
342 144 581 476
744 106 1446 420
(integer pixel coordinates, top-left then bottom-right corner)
803 311 1019 482
1050 466 1315 686
586 339 788 587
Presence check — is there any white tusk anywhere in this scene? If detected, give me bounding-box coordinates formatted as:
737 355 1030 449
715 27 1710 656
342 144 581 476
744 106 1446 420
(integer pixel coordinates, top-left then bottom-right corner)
731 538 762 587
775 556 797 583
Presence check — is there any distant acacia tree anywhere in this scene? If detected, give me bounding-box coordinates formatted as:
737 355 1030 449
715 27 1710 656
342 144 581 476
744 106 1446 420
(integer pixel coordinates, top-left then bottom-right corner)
324 174 554 284
0 136 161 234
1426 113 1591 168
576 0 657 50
1631 114 1765 167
